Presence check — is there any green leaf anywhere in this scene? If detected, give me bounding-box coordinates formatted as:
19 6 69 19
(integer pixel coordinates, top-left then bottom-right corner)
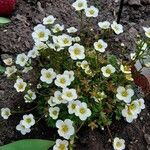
0 17 11 24
0 65 5 74
0 139 55 150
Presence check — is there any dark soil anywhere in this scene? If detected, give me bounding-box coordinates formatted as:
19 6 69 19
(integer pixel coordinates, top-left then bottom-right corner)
0 0 150 150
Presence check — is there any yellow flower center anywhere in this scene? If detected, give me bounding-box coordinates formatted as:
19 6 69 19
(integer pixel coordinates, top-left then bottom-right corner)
97 43 103 49
89 10 94 15
74 48 81 55
121 91 128 97
61 124 69 133
60 78 66 84
71 103 76 110
45 73 51 79
63 38 69 44
106 68 112 74
26 118 31 124
66 92 73 98
52 110 58 116
38 32 45 38
58 144 65 150
80 108 86 114
18 83 24 90
116 141 122 147
78 2 83 7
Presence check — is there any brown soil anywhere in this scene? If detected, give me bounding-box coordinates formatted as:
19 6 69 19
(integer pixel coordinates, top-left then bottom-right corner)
0 0 150 150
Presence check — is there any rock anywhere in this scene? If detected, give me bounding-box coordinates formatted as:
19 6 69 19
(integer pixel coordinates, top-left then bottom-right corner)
128 0 142 6
144 134 150 145
128 27 139 39
141 0 150 4
147 145 150 150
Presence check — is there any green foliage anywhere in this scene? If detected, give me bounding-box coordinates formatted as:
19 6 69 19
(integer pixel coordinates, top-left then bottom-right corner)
0 17 11 25
0 139 54 150
0 65 5 74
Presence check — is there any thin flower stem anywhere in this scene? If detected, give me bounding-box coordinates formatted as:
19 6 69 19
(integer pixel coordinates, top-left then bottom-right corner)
12 105 38 114
76 122 84 133
36 114 45 124
106 125 113 142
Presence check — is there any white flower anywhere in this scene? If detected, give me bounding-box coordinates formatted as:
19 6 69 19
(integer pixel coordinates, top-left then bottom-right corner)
24 90 36 103
55 74 71 88
116 86 134 103
43 15 56 25
53 139 69 150
34 24 46 31
3 57 13 66
94 39 108 53
48 43 64 52
34 41 48 50
122 105 138 123
120 65 131 74
32 28 51 42
56 119 75 139
40 68 56 84
62 88 78 102
14 78 27 92
48 96 57 107
85 6 99 18
16 53 28 67
143 27 150 38
67 27 78 33
111 21 123 35
49 107 60 120
98 21 110 29
5 66 17 77
137 98 145 110
81 60 89 69
101 64 116 77
113 137 125 150
22 66 33 73
75 102 91 121
53 91 67 104
52 24 64 33
57 34 72 47
63 70 75 82
28 49 39 58
22 114 35 129
16 120 31 135
130 53 136 60
1 108 11 119
72 0 87 11
68 100 81 114
143 55 150 67
129 100 141 114
72 36 81 42
68 43 85 60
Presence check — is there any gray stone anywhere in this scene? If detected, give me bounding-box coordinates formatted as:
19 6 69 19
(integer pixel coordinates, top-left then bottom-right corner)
144 134 150 145
128 0 141 6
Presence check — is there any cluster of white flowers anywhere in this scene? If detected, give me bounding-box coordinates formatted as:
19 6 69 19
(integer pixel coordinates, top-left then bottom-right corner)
2 1 148 150
122 98 145 123
116 86 145 123
98 21 123 35
16 114 35 135
72 0 99 18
